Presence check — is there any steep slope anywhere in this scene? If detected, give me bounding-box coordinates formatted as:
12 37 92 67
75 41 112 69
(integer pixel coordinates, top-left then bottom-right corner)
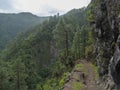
1 8 88 65
0 12 48 51
89 0 120 89
64 8 87 27
0 8 90 90
0 17 58 90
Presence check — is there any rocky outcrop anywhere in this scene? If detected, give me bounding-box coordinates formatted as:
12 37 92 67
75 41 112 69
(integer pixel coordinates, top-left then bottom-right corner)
90 0 120 89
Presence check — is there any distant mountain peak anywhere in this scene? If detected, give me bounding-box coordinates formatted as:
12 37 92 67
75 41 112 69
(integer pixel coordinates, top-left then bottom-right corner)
18 12 39 17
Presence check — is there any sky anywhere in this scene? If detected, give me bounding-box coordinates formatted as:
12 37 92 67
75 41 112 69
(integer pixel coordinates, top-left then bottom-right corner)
0 0 91 16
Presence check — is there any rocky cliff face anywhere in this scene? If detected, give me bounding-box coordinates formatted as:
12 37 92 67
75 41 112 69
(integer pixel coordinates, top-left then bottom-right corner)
90 0 120 89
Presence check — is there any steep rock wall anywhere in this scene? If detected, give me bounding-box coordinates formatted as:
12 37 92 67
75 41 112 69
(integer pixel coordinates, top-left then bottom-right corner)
90 0 120 89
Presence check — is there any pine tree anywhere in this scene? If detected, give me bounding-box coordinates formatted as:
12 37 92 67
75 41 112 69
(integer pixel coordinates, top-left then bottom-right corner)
13 58 27 90
71 26 81 59
53 17 69 57
80 26 88 58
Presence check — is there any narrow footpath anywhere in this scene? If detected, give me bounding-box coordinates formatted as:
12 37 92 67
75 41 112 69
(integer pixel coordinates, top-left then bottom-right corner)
62 60 104 90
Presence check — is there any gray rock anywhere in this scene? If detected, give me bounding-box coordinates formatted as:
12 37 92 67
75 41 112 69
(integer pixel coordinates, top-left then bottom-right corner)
91 0 120 89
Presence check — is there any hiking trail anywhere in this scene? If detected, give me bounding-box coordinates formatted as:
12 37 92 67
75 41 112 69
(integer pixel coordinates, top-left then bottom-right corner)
62 60 104 90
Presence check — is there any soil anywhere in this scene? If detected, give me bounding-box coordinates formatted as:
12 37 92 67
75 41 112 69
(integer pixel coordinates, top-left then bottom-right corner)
62 60 104 90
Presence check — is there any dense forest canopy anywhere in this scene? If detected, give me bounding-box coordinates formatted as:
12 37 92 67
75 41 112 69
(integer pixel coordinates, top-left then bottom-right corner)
0 7 95 90
1 0 120 89
0 12 48 52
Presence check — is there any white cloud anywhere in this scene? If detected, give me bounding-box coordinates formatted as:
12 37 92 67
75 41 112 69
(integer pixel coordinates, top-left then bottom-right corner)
0 0 91 16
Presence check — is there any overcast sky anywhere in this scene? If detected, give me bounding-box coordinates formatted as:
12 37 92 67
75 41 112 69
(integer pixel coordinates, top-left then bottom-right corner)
0 0 91 16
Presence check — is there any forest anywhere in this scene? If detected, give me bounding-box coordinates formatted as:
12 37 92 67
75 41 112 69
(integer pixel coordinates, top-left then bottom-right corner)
0 0 120 90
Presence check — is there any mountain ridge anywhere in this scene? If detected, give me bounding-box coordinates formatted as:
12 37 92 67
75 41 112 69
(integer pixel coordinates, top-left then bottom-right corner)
0 12 48 51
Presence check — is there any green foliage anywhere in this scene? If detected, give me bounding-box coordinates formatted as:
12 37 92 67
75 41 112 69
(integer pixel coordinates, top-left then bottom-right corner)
0 15 58 90
53 17 71 57
59 72 70 88
0 7 95 90
0 13 48 52
36 59 69 90
71 26 81 59
72 82 84 90
87 5 95 22
85 28 94 58
64 8 88 27
71 25 94 59
43 79 58 90
36 84 42 90
87 0 100 22
53 17 66 49
12 58 28 90
74 63 88 75
51 59 66 77
0 62 10 90
90 64 99 78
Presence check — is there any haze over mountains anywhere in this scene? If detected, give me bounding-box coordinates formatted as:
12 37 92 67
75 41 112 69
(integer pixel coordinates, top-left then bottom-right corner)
0 8 92 90
0 0 120 90
0 12 48 51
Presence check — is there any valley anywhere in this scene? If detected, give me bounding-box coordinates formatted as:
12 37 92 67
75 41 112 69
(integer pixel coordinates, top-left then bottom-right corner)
0 0 120 90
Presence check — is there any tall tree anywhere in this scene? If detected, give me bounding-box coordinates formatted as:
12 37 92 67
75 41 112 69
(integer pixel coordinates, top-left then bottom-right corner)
53 17 69 57
80 26 89 58
71 26 81 59
13 58 27 90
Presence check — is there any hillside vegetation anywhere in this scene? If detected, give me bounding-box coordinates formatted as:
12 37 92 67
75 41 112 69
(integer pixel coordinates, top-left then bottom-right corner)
0 0 119 89
0 12 48 52
0 8 95 90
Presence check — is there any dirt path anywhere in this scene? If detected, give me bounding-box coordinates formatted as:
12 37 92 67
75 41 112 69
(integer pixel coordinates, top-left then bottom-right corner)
84 61 102 90
62 60 103 90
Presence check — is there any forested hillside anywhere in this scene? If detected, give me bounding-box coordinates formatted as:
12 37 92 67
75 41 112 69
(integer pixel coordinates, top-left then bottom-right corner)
2 0 120 89
0 8 94 90
0 12 48 52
